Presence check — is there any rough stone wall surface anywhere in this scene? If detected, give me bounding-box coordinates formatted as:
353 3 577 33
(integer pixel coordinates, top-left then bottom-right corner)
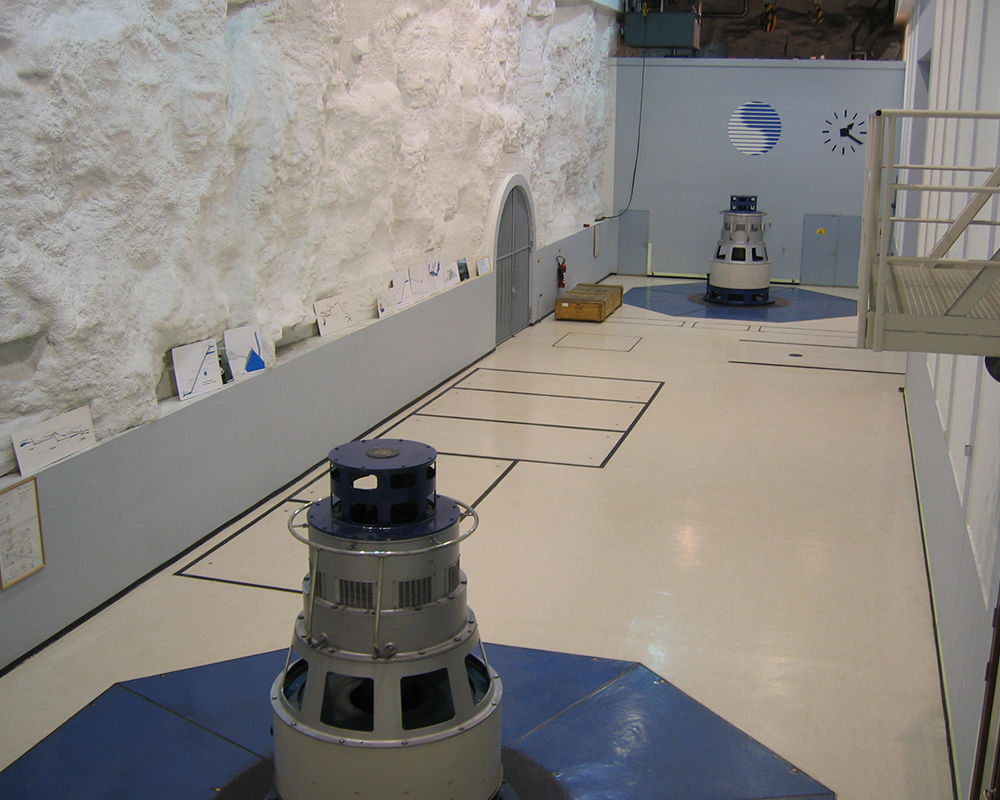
0 0 615 477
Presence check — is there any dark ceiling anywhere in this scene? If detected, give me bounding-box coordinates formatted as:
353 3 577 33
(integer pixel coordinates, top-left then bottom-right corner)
617 0 904 61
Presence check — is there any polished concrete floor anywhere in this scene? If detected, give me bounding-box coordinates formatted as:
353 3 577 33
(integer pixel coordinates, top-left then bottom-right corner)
0 277 953 799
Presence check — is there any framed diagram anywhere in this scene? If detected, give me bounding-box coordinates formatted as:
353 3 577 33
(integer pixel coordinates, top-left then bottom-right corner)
0 477 45 589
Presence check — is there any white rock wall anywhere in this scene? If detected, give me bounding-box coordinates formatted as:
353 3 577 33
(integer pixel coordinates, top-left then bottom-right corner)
0 0 616 477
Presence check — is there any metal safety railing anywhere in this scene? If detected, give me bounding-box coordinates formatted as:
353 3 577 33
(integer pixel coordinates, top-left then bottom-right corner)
286 500 479 657
857 109 1000 357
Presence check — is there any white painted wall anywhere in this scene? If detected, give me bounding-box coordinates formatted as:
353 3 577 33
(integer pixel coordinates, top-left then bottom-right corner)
900 1 1000 796
612 58 905 281
0 0 617 479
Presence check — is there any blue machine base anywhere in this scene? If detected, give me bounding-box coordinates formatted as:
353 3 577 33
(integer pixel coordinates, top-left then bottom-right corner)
626 281 856 323
704 282 773 306
0 644 834 800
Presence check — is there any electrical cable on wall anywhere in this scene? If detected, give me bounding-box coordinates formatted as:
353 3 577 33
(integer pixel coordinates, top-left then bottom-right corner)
596 14 648 222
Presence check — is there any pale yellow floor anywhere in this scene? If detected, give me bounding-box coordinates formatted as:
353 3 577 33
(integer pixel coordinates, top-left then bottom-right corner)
0 277 953 800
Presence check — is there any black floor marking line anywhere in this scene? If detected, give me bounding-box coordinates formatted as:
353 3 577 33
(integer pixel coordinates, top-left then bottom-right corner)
603 315 689 327
728 360 905 376
755 324 856 335
350 351 497 442
399 383 665 471
374 368 663 469
403 373 491 417
692 322 752 331
426 449 606 470
410 412 627 435
442 386 650 406
440 451 517 464
415 382 652 415
599 380 664 468
175 468 326 577
470 366 664 385
551 330 642 348
552 340 643 353
471 461 519 509
287 495 318 504
174 572 300 595
740 338 860 350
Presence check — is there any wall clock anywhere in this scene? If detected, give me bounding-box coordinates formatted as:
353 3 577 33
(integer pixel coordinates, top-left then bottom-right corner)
822 110 867 155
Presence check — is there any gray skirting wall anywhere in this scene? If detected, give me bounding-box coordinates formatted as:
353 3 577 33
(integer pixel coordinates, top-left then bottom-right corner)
905 351 993 798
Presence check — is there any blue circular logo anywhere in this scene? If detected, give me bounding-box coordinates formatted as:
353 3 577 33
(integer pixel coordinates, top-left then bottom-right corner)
728 101 782 155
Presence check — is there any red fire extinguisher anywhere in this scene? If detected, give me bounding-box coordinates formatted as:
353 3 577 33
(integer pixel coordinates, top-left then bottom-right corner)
556 255 567 288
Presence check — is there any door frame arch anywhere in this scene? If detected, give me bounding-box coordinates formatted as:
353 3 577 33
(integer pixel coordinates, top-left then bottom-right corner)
485 174 536 344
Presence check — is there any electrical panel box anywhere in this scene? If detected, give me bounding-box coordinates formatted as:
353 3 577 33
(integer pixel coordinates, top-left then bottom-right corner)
623 11 702 51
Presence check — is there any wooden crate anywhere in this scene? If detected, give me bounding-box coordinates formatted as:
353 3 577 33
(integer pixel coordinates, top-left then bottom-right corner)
565 289 615 318
554 297 609 322
554 283 623 322
574 283 623 309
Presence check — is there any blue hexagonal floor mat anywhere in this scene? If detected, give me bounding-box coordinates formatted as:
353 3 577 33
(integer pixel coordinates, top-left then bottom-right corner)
0 644 833 799
624 282 856 323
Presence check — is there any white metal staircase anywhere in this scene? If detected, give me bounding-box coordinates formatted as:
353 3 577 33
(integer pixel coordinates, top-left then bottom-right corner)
857 109 1000 357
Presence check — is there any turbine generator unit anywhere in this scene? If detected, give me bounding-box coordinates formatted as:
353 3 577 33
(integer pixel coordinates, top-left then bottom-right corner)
705 195 774 305
270 438 505 800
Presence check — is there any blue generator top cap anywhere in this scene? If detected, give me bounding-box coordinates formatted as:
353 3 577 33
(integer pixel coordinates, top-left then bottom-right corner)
306 438 460 540
730 195 758 211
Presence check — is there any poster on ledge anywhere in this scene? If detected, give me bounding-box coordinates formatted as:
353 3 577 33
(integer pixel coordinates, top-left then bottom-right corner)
12 405 97 476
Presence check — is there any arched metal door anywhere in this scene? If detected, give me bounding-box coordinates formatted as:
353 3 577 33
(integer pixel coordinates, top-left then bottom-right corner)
495 186 532 344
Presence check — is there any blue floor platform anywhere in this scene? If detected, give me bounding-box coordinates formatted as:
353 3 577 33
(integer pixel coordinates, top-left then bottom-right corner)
0 644 833 799
624 282 856 324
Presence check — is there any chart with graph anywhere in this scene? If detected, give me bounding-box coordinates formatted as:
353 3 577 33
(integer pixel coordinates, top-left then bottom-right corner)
171 339 223 401
314 296 354 338
12 405 97 475
223 326 267 379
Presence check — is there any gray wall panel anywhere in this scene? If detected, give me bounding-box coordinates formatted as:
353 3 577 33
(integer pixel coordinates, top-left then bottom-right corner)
906 351 992 797
800 214 863 287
